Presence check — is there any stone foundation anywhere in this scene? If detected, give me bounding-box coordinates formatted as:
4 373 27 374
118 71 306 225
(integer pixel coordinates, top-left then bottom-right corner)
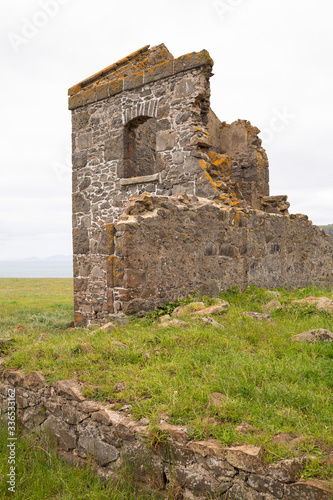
1 370 332 499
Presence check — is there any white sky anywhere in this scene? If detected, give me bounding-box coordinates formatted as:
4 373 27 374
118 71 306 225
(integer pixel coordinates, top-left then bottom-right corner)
1 0 332 259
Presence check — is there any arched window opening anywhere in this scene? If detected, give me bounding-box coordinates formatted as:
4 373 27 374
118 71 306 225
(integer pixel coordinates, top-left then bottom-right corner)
123 116 156 178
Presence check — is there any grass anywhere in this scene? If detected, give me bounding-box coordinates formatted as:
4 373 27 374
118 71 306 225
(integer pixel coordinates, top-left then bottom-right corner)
0 279 73 333
0 279 333 483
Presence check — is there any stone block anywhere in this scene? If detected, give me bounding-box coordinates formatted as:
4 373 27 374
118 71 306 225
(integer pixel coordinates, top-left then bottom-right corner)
107 289 114 313
248 474 284 498
159 422 188 444
188 440 223 457
73 278 88 293
73 227 89 255
23 372 46 390
284 481 333 499
68 83 81 96
77 133 93 150
95 82 109 101
72 193 90 214
174 78 197 98
123 298 155 314
106 224 116 255
120 173 160 186
144 60 174 85
104 134 123 162
61 401 86 425
74 311 86 327
156 130 177 151
72 151 87 169
51 379 85 402
68 92 83 110
183 156 202 173
174 50 213 74
42 415 77 450
4 370 23 386
224 445 263 473
124 70 144 90
82 87 97 106
108 78 124 96
292 329 333 343
172 464 220 497
124 269 145 287
89 229 108 255
107 256 124 288
21 406 48 430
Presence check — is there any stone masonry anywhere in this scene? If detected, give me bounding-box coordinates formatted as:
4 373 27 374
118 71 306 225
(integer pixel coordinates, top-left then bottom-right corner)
69 44 333 325
1 370 332 499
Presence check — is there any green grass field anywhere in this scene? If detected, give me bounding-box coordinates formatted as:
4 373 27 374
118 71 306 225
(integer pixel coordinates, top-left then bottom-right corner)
0 278 332 492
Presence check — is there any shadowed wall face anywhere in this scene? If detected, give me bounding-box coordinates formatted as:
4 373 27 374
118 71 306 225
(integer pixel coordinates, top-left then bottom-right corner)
124 117 156 178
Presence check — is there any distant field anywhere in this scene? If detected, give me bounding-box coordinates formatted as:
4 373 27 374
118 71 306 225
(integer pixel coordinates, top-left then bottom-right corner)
0 279 333 483
320 225 333 238
0 278 73 334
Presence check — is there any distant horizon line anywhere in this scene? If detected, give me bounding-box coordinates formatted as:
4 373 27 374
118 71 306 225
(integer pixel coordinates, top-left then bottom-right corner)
0 255 73 262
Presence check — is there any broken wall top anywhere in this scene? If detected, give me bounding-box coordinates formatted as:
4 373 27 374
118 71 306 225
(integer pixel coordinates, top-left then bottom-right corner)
68 44 213 110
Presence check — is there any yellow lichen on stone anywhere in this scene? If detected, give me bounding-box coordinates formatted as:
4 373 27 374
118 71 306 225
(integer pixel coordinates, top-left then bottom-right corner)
106 224 114 254
107 255 124 288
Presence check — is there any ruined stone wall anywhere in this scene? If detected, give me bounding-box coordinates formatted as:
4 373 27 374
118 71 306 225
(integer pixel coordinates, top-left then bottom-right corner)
219 120 270 209
69 44 332 326
71 50 217 325
111 195 333 315
1 370 332 499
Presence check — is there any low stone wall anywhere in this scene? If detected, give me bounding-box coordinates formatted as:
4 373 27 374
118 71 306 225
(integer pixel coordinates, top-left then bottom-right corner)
1 369 332 499
110 194 333 315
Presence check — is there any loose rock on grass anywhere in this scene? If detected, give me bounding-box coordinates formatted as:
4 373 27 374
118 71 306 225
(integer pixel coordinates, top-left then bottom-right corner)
292 329 333 343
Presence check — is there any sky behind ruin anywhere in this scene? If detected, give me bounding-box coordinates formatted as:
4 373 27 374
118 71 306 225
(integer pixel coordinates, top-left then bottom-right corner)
1 0 332 259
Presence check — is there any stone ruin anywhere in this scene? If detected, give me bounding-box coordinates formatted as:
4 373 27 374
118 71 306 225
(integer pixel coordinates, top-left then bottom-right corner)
68 44 333 326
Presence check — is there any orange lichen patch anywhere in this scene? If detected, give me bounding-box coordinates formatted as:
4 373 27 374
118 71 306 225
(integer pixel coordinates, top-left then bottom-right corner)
108 78 124 96
83 87 96 106
69 47 213 109
204 171 219 191
96 82 109 101
69 84 81 96
69 93 83 110
207 152 232 177
106 224 115 254
174 50 213 74
124 70 144 90
68 44 150 95
107 255 124 288
195 49 214 67
74 312 86 327
144 60 174 84
233 211 245 227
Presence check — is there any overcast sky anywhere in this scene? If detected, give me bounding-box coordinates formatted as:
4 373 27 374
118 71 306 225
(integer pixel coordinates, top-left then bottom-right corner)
1 0 332 259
